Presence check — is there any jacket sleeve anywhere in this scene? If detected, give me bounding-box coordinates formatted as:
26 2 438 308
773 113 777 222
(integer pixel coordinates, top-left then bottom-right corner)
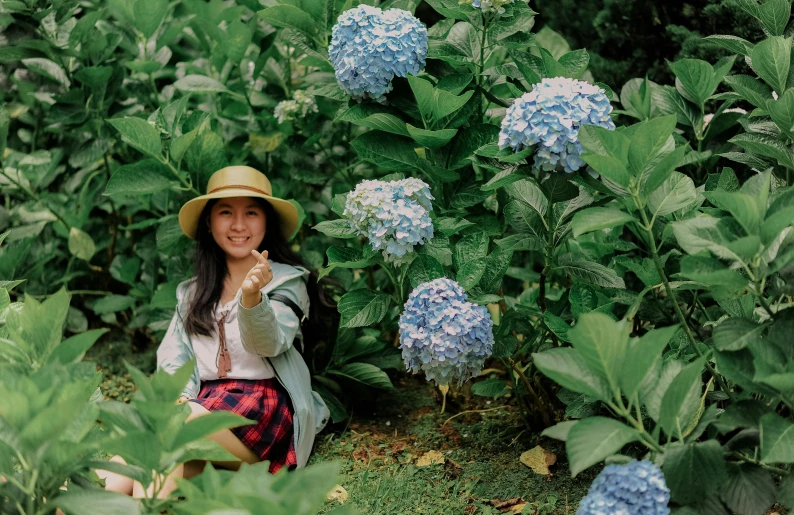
156 307 200 399
237 277 308 358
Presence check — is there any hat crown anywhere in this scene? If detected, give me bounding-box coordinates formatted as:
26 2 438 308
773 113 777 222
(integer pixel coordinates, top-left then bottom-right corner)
206 166 272 196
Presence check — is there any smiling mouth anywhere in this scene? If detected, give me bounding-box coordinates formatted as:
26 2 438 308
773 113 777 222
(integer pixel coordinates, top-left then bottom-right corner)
229 237 250 242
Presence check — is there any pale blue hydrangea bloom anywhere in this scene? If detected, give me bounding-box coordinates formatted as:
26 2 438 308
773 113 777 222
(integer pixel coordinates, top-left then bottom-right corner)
461 0 516 15
344 178 434 263
399 278 495 385
577 461 670 515
499 77 615 173
274 90 318 123
329 5 428 102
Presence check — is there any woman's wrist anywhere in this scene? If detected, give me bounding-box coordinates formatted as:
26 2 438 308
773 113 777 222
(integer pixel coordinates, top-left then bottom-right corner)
241 291 262 309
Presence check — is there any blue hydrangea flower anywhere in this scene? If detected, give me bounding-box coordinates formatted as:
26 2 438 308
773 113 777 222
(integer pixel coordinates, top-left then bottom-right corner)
344 178 434 263
329 5 428 102
577 461 670 515
499 77 615 173
399 278 495 385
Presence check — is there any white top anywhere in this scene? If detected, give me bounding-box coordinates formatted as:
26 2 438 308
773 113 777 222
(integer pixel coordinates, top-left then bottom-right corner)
192 289 275 381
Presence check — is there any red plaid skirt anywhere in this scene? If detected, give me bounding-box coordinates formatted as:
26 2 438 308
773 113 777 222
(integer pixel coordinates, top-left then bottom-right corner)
191 378 297 473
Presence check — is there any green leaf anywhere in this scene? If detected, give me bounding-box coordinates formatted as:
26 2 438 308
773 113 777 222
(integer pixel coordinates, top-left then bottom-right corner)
133 0 168 39
626 115 678 176
105 159 173 197
662 441 727 505
541 420 578 442
456 258 487 290
350 132 426 173
408 75 435 124
50 490 142 515
106 117 162 158
406 125 458 149
720 463 776 515
93 295 136 315
751 36 791 94
336 105 409 137
642 144 688 195
173 75 230 94
713 317 766 351
48 328 107 365
704 190 762 235
558 49 589 78
22 58 71 88
648 172 698 217
705 35 755 56
767 88 794 137
724 74 774 109
0 106 8 158
532 348 611 401
338 290 391 328
328 362 394 389
659 358 704 439
567 312 629 392
313 219 357 239
258 5 318 40
571 207 636 237
759 0 791 36
407 254 444 288
760 412 794 463
566 417 639 476
171 411 254 450
670 59 719 107
620 325 678 401
556 253 625 289
471 378 509 398
68 227 96 261
729 133 794 169
454 231 489 268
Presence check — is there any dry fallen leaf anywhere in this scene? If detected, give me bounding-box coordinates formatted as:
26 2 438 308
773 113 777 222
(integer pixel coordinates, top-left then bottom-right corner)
416 450 445 467
511 503 527 514
326 484 349 504
519 445 557 475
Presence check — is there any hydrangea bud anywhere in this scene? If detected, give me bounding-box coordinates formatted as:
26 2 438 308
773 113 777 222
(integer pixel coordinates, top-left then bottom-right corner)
274 90 318 124
399 278 495 385
461 0 516 15
499 77 615 173
344 178 434 263
329 5 428 103
577 461 670 515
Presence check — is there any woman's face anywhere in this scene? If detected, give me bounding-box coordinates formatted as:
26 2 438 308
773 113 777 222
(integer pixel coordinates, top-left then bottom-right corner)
209 197 267 261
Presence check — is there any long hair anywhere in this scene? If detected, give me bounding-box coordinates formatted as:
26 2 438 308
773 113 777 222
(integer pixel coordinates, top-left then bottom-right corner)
183 198 337 361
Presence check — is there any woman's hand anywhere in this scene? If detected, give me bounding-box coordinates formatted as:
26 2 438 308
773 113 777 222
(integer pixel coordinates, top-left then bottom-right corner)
241 249 272 308
176 395 190 404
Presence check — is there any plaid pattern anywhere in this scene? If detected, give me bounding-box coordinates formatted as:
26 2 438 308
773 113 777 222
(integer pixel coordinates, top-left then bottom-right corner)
192 378 297 473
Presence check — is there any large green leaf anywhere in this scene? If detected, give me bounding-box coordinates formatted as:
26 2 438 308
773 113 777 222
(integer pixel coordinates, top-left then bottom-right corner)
720 463 776 515
106 118 162 158
104 159 174 197
669 60 717 107
51 490 141 515
659 358 704 439
407 254 445 288
662 440 727 504
724 74 774 109
751 36 791 94
626 115 677 176
49 328 108 365
712 317 766 351
133 0 168 38
68 227 96 261
566 417 639 476
336 105 409 137
350 131 427 173
767 88 794 138
619 325 678 401
338 289 391 328
328 362 394 389
759 0 791 36
760 412 794 463
556 254 625 289
568 312 630 392
532 348 611 401
648 172 698 217
173 75 231 94
258 5 318 39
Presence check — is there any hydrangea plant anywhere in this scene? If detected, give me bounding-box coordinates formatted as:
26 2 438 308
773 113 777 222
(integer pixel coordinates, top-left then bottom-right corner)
499 77 615 173
461 0 517 15
398 278 495 386
577 461 670 515
343 177 434 263
273 90 318 124
328 5 428 102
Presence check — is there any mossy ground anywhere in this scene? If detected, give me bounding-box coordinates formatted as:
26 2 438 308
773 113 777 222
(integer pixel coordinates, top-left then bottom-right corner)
311 375 595 515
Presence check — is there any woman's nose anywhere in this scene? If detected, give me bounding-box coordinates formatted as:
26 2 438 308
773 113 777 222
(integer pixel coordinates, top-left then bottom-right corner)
231 213 246 229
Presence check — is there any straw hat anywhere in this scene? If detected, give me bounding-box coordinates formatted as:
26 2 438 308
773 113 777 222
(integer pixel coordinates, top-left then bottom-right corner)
178 166 299 240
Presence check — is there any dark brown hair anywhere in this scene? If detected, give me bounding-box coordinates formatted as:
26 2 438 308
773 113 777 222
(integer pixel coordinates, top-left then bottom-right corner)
183 198 336 358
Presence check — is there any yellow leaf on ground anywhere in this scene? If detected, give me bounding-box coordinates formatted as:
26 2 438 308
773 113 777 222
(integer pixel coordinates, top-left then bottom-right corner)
519 445 557 475
511 503 528 514
326 484 349 503
416 450 445 467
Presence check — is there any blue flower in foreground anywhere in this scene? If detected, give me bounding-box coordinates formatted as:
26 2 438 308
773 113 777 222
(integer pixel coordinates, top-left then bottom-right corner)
499 77 615 173
399 278 495 385
329 5 428 102
577 461 670 515
344 178 434 263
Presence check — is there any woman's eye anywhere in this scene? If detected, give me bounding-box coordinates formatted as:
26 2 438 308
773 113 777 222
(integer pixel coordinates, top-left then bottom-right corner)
247 210 260 216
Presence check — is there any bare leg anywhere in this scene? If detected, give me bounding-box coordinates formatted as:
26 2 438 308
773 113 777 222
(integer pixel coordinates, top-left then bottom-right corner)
132 401 258 499
96 455 134 495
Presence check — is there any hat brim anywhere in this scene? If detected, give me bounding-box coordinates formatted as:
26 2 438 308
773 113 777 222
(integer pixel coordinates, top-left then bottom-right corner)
178 188 300 240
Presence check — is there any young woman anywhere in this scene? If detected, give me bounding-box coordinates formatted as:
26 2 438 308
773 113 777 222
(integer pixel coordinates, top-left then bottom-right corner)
99 166 329 498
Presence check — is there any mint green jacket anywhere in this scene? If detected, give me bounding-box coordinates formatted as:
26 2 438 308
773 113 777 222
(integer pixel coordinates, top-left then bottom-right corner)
155 261 330 468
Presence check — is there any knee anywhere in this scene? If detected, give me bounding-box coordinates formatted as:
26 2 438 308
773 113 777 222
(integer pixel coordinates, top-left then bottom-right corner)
186 400 210 422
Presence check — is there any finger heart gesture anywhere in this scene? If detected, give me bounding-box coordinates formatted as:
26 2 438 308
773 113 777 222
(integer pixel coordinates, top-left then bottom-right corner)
242 249 272 295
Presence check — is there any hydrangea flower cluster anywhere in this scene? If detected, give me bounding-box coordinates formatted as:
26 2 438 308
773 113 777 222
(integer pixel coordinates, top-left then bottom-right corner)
499 77 615 173
329 5 428 102
577 461 670 515
461 0 516 15
344 178 434 262
273 90 318 124
399 278 495 385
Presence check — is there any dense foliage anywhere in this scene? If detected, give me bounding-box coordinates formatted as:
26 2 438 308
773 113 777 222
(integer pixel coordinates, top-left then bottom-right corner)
4 0 794 513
